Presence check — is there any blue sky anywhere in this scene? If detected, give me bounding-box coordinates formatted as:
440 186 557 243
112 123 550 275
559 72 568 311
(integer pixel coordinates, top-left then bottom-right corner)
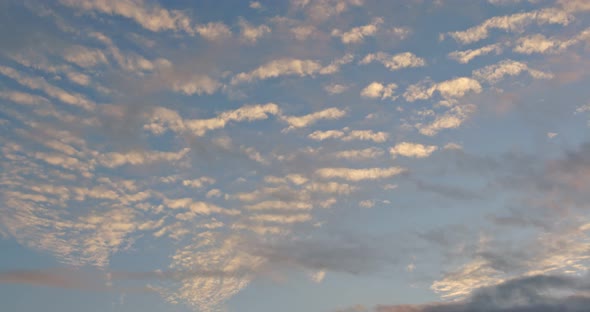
1 0 590 311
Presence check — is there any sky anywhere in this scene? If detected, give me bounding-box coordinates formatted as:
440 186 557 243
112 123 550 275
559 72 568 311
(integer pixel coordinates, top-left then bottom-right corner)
1 0 590 311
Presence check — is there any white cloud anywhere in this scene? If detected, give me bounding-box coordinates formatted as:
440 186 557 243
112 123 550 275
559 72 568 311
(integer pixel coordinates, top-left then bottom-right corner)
231 58 323 84
472 59 553 84
239 18 271 43
389 27 411 40
292 0 365 21
343 130 388 143
360 52 425 71
308 129 388 142
59 0 195 34
0 66 95 111
0 91 49 105
416 104 476 136
64 45 109 68
282 107 347 130
309 270 326 283
146 103 280 136
448 43 503 64
249 1 262 9
333 147 384 160
319 54 354 75
291 25 317 40
164 197 240 216
390 142 438 158
444 142 463 150
182 177 216 188
315 167 406 181
66 71 91 86
558 0 590 12
513 29 590 54
448 8 572 44
305 182 357 195
171 75 221 96
360 82 398 100
431 258 505 299
249 213 312 224
195 22 232 41
206 189 222 198
324 83 349 94
99 148 190 168
331 17 383 44
308 130 345 141
359 200 375 208
232 54 353 84
547 132 558 139
89 32 171 73
404 77 482 102
245 201 313 211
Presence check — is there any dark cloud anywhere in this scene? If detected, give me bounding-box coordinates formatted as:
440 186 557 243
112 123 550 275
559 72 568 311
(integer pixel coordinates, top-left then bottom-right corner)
244 232 403 275
413 179 483 201
375 274 590 312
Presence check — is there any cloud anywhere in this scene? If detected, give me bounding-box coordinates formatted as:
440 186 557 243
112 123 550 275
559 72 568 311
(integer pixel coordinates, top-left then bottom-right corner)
238 18 271 43
164 197 240 216
325 83 349 94
0 65 96 111
513 29 590 54
249 213 312 224
59 0 195 34
232 54 354 84
315 167 406 181
171 75 221 96
282 107 347 130
63 45 109 68
99 148 190 168
66 71 91 86
333 147 385 160
246 233 398 275
195 22 232 41
319 54 355 75
291 25 318 40
146 103 280 136
360 52 425 71
361 82 398 100
249 1 262 9
182 177 216 188
309 130 346 140
331 17 383 44
448 7 572 44
472 59 553 84
308 129 388 142
231 58 323 84
558 0 590 12
448 43 503 64
416 104 476 136
292 0 365 21
0 91 49 105
404 77 482 102
343 130 389 143
390 142 438 158
377 274 590 312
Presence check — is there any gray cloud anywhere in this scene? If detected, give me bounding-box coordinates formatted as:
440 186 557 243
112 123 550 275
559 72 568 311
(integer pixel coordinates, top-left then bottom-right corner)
244 232 403 275
375 274 590 312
